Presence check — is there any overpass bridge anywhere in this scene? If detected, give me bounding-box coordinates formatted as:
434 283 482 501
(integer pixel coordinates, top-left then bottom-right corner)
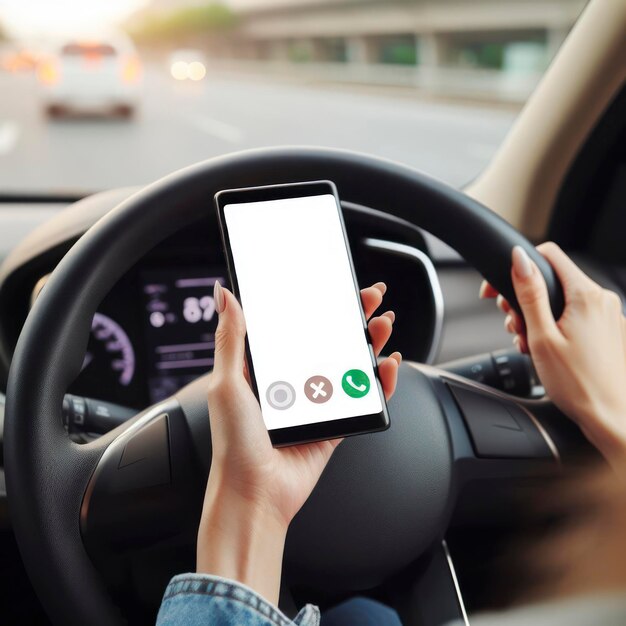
141 0 589 101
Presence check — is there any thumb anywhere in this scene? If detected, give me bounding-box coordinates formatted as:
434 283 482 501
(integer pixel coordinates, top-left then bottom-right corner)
212 281 247 376
510 246 559 340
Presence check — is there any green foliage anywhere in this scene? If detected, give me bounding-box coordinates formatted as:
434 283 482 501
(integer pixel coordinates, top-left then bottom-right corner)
288 43 311 63
379 38 417 66
458 43 505 69
477 43 504 69
132 3 236 43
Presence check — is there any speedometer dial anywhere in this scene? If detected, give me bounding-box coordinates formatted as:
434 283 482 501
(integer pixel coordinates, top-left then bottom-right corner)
83 313 136 386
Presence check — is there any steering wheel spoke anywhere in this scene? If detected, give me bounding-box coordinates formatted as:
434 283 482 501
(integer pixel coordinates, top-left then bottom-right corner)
412 362 603 541
436 364 596 470
81 398 204 553
426 366 561 477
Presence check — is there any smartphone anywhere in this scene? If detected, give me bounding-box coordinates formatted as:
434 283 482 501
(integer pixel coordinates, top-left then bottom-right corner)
215 181 390 446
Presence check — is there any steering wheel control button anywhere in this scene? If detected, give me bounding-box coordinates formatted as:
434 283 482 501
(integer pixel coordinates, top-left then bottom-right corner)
266 381 296 410
71 396 86 425
304 375 333 404
63 393 136 434
341 369 370 398
448 383 552 459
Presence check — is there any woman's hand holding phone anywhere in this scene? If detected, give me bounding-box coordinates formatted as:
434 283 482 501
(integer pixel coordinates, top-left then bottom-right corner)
197 281 401 604
481 242 626 468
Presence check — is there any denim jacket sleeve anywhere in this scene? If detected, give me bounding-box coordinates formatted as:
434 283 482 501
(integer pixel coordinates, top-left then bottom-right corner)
156 573 320 626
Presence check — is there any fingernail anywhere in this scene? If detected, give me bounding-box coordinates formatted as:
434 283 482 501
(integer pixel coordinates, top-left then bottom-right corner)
383 310 395 323
512 246 533 279
478 281 488 299
374 282 387 295
214 281 225 314
391 351 402 363
512 335 522 353
504 315 512 333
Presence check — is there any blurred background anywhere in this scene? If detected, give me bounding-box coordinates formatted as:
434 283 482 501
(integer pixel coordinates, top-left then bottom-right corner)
0 0 587 194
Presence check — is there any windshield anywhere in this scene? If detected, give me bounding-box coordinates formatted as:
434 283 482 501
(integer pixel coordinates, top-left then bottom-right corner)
0 0 585 195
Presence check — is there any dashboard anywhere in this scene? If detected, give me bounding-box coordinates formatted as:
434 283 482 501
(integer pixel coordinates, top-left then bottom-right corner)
58 266 227 407
0 191 443 410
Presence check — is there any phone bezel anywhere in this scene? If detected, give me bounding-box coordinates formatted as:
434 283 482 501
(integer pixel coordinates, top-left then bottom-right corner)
215 180 390 446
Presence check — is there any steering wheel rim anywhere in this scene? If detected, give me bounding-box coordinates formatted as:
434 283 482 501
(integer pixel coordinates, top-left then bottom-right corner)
4 147 565 625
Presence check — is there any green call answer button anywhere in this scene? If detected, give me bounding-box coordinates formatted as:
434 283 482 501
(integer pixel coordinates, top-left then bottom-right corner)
341 369 370 398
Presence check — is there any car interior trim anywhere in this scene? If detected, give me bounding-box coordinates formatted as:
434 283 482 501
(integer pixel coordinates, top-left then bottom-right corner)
467 0 626 240
30 274 48 309
517 400 561 463
364 238 444 365
442 540 470 626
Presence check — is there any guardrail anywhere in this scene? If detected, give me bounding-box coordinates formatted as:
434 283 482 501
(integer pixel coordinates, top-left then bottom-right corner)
205 59 542 103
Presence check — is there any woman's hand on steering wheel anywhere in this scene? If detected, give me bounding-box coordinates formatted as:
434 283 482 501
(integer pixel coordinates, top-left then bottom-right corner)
481 242 626 468
197 281 401 603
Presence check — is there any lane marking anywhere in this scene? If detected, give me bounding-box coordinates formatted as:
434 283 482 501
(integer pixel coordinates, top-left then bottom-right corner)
0 121 20 156
192 115 245 144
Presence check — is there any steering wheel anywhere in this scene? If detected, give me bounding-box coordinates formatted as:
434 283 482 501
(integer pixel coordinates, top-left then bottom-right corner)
5 147 578 626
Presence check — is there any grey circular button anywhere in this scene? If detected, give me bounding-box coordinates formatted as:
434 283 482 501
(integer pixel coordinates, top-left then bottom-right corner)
266 381 296 410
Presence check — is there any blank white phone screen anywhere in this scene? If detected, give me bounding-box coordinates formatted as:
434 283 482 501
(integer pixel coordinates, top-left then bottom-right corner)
224 193 383 431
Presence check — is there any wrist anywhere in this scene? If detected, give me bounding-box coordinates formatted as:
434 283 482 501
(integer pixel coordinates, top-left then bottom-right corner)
197 471 288 605
581 408 626 470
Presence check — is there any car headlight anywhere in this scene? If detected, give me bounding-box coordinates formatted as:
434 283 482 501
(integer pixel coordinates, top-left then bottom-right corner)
188 61 206 81
170 61 188 81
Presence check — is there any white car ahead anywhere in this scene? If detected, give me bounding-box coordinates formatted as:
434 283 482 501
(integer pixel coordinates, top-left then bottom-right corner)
38 37 142 118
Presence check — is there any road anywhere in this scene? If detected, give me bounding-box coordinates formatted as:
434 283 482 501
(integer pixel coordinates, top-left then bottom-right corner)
0 65 517 194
